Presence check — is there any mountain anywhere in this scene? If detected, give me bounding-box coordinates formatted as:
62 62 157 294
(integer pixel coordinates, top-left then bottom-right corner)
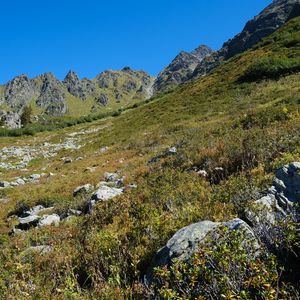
0 67 154 120
152 45 213 93
192 0 300 78
0 15 299 298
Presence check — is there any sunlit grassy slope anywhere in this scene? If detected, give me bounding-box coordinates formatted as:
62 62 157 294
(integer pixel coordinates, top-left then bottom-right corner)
0 17 299 299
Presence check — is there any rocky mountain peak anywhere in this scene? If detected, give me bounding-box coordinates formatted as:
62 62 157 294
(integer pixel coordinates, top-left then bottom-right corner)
191 45 214 61
64 70 80 84
153 46 213 93
192 0 300 79
63 70 88 100
4 74 34 110
222 0 300 59
36 73 67 116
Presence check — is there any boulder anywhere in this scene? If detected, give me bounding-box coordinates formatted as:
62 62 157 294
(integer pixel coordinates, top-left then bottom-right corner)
17 215 41 230
247 162 300 224
90 185 123 202
146 218 256 283
89 185 123 211
38 214 60 227
1 112 21 129
0 181 10 188
73 184 94 197
104 172 119 182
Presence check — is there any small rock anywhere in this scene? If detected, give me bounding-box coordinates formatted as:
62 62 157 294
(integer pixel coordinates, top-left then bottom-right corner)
197 170 208 177
38 214 60 227
29 174 41 181
91 185 123 202
104 172 119 182
17 215 41 230
73 184 94 197
168 147 177 154
0 181 10 188
63 157 73 164
16 178 26 185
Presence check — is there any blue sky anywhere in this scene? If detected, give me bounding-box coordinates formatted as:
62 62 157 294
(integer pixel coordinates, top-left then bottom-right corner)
0 0 272 83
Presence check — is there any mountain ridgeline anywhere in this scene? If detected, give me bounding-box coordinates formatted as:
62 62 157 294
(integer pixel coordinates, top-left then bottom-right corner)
0 68 154 120
0 0 299 127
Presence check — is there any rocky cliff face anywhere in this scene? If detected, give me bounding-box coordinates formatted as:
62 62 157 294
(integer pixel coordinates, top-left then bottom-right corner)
35 73 67 116
192 0 300 78
4 75 34 110
0 67 154 119
94 67 154 104
153 45 213 93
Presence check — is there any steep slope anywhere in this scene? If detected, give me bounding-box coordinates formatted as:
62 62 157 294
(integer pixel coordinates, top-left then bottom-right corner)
193 0 300 78
0 17 299 299
153 45 213 93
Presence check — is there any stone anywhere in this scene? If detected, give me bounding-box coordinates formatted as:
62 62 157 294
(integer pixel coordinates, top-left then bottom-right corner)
38 214 60 227
73 184 94 197
0 181 10 188
1 112 21 129
168 147 177 154
24 205 54 217
96 93 109 106
197 170 208 177
15 178 26 185
17 215 41 230
63 157 73 164
29 174 41 181
90 185 123 202
146 218 256 283
104 172 119 182
246 162 300 225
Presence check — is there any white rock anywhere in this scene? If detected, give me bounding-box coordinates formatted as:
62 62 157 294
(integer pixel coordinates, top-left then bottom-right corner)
38 214 60 227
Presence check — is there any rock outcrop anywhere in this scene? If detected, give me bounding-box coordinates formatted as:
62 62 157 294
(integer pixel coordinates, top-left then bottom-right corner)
35 73 67 116
4 75 34 110
146 218 257 283
192 0 300 78
247 162 300 224
0 111 21 129
63 70 87 100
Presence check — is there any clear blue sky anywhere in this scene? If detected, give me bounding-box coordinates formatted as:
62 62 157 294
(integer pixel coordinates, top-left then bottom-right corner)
0 0 272 83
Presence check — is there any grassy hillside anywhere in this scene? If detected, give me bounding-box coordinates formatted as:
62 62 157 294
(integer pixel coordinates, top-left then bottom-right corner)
0 17 299 299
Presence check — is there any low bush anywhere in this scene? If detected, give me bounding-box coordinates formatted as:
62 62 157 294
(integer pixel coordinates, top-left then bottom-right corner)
152 226 280 300
241 56 300 82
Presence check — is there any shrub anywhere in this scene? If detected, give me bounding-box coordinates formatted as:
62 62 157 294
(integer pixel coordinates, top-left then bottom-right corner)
20 105 32 126
152 226 279 300
241 56 300 82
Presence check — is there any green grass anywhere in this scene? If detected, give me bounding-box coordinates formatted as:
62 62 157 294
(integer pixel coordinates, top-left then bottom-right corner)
0 17 299 299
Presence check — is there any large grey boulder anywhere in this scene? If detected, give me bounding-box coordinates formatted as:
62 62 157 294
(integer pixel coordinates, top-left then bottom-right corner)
146 218 256 282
